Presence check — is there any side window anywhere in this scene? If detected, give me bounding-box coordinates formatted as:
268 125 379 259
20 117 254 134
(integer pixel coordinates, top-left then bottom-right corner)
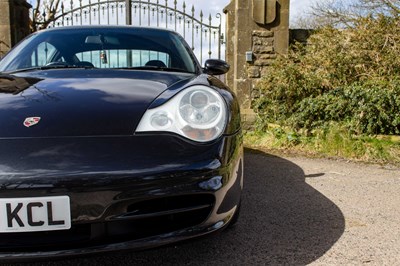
30 42 63 67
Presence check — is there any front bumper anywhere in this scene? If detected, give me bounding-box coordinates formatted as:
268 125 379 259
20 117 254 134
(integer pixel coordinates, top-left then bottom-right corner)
0 133 243 260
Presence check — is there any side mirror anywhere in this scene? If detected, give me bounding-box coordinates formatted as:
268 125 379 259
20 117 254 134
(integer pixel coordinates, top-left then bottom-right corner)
204 59 230 75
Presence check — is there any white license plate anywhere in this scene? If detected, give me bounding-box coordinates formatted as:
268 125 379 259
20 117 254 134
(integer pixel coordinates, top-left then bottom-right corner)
0 196 71 233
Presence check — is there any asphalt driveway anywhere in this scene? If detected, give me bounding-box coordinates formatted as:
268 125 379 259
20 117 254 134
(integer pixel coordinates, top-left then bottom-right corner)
9 149 400 265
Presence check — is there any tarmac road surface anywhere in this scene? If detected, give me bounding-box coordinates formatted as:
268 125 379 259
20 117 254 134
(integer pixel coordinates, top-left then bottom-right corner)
9 149 400 265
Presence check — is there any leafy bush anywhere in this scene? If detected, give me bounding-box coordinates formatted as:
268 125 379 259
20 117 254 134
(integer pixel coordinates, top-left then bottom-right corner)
291 82 400 134
254 15 400 135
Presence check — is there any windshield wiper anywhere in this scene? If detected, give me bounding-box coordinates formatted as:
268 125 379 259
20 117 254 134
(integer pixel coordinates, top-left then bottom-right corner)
7 64 94 74
116 66 195 74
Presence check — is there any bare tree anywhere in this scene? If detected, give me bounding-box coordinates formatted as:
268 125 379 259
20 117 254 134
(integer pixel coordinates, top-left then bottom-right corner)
305 0 400 28
357 0 400 16
30 0 62 32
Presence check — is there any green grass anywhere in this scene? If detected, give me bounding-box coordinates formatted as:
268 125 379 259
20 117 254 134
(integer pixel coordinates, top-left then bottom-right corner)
244 125 400 165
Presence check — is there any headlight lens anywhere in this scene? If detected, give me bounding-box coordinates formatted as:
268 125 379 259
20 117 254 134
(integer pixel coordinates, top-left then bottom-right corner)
150 111 172 129
136 86 227 142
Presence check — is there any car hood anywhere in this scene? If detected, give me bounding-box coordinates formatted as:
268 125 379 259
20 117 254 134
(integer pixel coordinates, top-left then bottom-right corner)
0 69 195 138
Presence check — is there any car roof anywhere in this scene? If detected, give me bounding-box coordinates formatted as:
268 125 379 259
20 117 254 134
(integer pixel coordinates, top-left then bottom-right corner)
40 25 178 34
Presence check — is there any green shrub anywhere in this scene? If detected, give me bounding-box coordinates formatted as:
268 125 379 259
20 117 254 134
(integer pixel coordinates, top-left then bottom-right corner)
254 15 400 135
291 82 400 135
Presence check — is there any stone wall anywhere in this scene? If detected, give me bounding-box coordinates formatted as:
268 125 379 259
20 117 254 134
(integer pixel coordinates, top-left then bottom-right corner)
0 0 31 57
224 0 290 123
249 30 277 78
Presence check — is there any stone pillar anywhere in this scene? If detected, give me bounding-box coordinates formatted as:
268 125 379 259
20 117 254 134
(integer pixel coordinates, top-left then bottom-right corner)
224 0 235 94
224 0 290 124
0 0 31 57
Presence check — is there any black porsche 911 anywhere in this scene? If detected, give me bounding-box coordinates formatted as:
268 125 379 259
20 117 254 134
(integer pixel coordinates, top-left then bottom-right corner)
0 26 243 259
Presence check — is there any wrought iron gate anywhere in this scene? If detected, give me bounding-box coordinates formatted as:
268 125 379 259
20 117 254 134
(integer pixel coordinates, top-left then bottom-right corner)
39 0 224 64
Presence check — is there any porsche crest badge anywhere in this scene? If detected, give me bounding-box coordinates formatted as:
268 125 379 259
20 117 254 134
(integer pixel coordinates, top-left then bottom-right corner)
23 117 41 128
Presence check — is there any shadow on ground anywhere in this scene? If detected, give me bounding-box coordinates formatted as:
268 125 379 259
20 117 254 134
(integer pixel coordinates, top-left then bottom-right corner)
26 149 345 265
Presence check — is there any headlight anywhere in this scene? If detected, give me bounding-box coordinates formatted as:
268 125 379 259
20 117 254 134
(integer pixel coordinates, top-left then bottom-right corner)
136 86 227 142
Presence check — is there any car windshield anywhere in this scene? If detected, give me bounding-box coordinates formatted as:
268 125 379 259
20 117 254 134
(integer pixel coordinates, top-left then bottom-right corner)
0 27 198 73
